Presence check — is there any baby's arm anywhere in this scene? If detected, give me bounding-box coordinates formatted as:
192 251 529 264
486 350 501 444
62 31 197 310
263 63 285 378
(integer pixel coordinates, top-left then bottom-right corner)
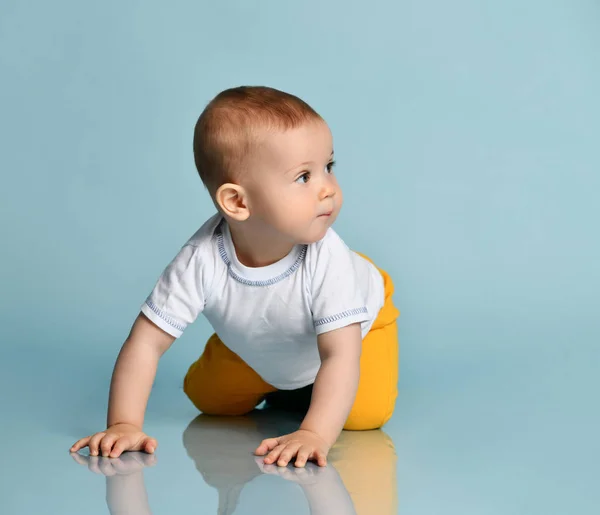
256 323 362 467
70 313 176 458
300 323 362 446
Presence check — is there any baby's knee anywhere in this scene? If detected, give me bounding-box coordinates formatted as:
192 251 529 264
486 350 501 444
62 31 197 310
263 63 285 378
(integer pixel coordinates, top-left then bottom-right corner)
184 383 255 416
183 367 260 416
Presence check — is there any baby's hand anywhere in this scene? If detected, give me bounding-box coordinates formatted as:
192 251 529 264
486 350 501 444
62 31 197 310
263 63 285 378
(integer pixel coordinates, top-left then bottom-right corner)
70 423 157 458
254 429 330 468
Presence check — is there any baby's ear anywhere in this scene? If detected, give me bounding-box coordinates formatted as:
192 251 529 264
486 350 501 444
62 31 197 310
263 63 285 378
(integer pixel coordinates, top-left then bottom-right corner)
215 183 250 221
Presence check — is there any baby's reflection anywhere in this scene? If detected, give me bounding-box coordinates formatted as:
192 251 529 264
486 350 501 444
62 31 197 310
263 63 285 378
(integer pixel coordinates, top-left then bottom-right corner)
185 409 398 515
72 408 398 515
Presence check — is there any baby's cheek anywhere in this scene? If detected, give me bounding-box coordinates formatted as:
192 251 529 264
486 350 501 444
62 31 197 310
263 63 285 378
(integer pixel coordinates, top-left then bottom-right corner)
335 187 344 207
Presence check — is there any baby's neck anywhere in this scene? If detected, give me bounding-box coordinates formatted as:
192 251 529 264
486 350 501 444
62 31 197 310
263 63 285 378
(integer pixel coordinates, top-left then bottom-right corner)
227 221 296 268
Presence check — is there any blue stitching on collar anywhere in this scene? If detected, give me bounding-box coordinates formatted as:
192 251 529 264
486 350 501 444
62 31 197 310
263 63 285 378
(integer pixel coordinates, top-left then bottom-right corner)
215 224 307 287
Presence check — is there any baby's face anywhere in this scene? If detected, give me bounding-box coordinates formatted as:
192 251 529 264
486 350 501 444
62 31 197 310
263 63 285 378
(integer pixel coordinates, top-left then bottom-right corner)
243 120 342 244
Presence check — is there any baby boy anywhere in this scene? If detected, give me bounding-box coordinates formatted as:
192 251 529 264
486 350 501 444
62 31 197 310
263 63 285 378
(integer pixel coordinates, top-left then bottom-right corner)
70 86 400 468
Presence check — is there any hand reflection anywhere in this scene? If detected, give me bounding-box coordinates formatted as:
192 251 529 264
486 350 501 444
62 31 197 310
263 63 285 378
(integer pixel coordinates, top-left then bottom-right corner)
70 450 157 476
69 408 398 515
71 451 156 515
254 454 327 485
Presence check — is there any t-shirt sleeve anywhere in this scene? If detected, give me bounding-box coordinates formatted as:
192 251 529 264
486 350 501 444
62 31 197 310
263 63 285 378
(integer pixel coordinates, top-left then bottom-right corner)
140 244 206 338
309 230 371 335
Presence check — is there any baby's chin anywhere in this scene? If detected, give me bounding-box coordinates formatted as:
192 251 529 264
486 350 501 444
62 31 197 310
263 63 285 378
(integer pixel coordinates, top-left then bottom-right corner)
295 223 333 245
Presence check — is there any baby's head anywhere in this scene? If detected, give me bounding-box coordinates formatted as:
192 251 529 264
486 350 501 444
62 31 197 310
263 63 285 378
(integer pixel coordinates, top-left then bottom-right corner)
193 86 342 245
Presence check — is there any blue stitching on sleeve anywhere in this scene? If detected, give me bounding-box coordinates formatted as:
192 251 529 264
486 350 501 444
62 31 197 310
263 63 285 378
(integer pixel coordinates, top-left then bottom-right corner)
145 299 187 332
314 307 368 327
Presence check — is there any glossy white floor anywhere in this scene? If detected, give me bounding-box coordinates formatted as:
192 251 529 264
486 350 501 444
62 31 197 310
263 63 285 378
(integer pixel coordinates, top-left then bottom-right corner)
1 316 597 514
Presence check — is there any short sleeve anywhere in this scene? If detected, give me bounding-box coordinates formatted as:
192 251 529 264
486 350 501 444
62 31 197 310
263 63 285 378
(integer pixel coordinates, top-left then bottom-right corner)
140 244 205 338
309 230 370 335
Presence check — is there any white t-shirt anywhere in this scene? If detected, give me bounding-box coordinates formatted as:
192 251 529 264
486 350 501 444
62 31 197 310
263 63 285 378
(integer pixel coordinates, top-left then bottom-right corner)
141 213 384 389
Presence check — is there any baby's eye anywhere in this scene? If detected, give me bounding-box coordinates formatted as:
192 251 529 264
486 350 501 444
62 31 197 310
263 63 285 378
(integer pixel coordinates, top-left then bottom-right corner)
295 172 310 184
326 160 336 173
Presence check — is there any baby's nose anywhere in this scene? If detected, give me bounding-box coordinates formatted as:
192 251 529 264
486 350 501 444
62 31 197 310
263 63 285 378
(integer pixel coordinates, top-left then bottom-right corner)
319 183 335 200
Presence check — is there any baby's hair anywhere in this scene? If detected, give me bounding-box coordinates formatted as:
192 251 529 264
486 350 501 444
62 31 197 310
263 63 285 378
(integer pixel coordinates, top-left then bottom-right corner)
193 86 323 196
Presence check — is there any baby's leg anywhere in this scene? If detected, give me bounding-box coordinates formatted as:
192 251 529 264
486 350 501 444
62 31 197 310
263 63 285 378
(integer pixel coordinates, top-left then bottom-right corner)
344 321 399 430
344 256 400 430
184 333 277 416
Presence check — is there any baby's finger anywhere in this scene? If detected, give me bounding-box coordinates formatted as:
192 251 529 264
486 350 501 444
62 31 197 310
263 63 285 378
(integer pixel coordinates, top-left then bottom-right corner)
89 433 107 457
277 443 302 467
255 437 279 456
314 450 327 467
264 443 287 465
294 446 312 468
100 434 119 457
141 437 158 454
70 436 92 453
109 436 134 458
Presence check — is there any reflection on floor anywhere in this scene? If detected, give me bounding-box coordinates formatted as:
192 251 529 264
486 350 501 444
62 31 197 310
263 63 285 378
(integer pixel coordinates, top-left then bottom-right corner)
71 408 398 515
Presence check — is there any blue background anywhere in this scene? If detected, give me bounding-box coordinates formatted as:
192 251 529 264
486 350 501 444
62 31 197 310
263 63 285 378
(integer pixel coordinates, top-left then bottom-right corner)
1 0 598 513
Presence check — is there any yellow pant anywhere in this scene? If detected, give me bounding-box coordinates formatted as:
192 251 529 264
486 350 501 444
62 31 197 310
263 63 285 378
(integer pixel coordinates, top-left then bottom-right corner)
183 253 400 430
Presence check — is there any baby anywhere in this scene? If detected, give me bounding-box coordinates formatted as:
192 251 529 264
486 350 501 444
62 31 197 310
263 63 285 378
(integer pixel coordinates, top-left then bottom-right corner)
70 86 400 468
